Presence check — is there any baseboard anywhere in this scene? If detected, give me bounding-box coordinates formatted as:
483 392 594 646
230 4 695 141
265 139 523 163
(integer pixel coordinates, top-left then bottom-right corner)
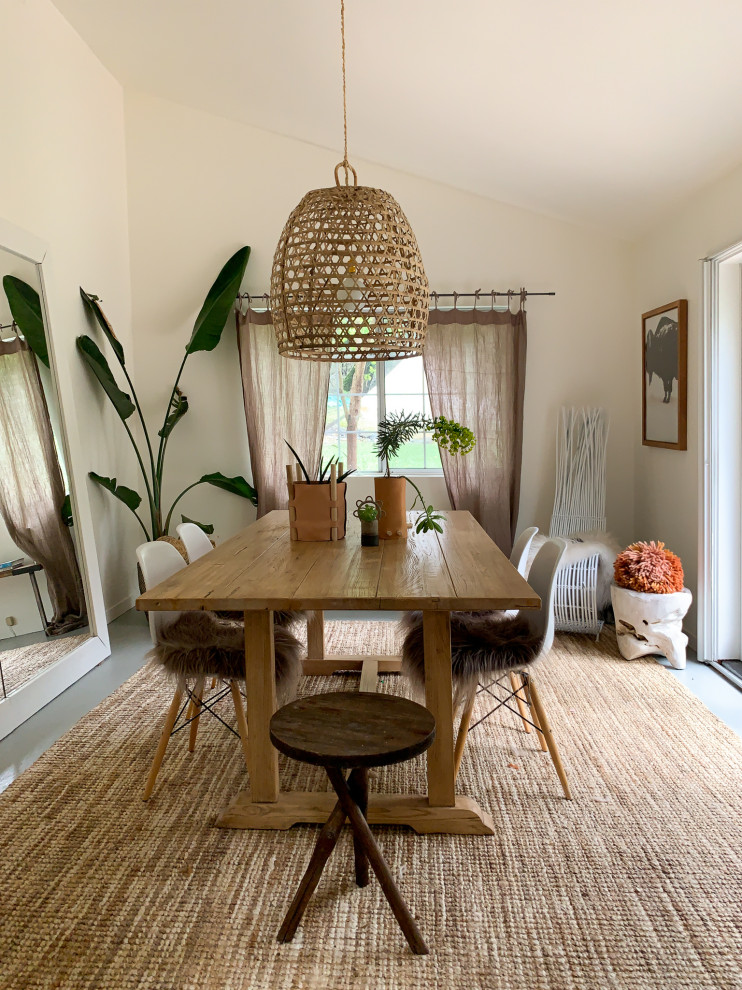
105 595 135 623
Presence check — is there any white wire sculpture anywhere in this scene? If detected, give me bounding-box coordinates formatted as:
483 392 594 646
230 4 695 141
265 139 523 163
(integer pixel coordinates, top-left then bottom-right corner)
549 407 609 636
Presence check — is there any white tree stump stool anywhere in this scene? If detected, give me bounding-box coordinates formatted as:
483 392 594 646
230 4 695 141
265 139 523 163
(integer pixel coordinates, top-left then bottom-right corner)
611 584 692 670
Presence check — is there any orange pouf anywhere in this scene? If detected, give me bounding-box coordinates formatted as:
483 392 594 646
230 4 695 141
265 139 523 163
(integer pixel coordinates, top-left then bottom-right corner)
613 541 684 595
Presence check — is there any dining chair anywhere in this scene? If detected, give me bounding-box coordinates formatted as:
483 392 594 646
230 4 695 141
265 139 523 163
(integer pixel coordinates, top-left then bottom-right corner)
511 525 539 576
401 538 572 799
137 539 303 800
175 521 214 562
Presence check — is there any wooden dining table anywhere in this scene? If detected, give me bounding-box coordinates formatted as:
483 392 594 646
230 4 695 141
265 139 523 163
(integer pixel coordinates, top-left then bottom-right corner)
136 509 539 835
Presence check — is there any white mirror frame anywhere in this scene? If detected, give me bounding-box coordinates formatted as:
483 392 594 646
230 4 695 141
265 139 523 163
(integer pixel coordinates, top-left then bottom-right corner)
0 217 110 738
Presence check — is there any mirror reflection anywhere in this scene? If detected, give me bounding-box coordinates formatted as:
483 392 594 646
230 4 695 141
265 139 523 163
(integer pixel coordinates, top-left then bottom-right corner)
0 246 88 699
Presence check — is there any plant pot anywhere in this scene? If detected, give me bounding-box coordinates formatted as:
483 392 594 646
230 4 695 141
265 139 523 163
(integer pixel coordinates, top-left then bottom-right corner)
373 476 408 540
359 517 379 547
289 481 346 542
610 583 692 670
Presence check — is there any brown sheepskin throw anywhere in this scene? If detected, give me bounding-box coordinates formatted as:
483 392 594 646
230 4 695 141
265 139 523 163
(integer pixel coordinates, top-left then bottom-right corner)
148 612 302 703
401 611 543 705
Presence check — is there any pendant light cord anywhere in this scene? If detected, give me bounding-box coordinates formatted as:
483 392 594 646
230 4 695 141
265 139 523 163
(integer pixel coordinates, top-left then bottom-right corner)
341 0 348 168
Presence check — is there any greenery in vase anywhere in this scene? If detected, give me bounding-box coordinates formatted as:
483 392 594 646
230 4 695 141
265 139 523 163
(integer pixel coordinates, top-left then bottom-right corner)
285 440 356 484
373 411 476 534
76 247 256 540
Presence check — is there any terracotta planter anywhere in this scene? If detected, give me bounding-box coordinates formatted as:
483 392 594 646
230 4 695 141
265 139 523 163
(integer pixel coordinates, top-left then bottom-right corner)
373 476 408 540
289 482 346 542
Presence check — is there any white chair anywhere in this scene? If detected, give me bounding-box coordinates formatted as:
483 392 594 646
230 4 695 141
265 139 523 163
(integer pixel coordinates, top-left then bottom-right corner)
401 538 571 799
137 540 302 801
176 521 214 562
510 525 538 577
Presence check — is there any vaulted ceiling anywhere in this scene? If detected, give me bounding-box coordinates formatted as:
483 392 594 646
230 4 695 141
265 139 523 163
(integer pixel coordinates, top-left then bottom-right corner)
52 0 742 236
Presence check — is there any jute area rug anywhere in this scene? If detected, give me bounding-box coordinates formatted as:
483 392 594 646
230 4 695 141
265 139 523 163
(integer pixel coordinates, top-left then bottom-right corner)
0 632 88 695
1 621 741 990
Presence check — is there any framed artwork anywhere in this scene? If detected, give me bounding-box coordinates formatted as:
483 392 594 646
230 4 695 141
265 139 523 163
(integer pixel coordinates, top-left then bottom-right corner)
642 299 687 450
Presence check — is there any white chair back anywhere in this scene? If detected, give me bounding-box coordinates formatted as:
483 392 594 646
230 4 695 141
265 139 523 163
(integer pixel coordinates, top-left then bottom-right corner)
176 522 214 563
519 537 567 656
136 540 187 645
510 526 538 577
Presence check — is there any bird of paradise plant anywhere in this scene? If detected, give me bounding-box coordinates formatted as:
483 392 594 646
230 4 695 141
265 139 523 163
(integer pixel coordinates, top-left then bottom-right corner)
76 246 256 540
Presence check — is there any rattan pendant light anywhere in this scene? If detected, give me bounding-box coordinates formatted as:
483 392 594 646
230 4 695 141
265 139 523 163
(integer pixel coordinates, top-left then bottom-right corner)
270 0 429 362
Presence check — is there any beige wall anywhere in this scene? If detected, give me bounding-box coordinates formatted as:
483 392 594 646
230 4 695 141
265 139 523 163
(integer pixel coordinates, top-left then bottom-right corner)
633 162 742 639
124 92 637 548
0 0 136 616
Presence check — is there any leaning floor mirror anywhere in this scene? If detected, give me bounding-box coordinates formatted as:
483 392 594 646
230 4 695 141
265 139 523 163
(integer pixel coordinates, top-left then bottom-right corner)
0 218 109 740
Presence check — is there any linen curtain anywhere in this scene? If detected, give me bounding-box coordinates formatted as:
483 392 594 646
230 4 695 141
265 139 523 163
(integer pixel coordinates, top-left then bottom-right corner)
0 336 86 633
237 309 330 517
423 306 527 554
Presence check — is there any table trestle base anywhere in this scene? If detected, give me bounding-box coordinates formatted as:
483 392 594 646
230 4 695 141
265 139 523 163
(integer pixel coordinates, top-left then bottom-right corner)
216 790 495 835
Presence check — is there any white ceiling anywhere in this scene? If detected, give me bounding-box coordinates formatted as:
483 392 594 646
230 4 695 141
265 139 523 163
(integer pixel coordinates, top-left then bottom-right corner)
52 0 742 237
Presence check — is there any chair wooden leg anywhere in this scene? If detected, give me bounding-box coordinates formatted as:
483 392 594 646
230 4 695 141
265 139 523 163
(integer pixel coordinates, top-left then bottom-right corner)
229 681 251 774
188 677 205 753
277 798 347 943
525 682 549 752
453 688 476 781
143 685 184 801
326 766 428 955
510 671 532 733
525 676 572 800
348 767 370 887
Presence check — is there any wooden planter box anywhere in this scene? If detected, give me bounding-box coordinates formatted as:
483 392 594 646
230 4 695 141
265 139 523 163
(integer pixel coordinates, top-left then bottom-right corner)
288 481 347 542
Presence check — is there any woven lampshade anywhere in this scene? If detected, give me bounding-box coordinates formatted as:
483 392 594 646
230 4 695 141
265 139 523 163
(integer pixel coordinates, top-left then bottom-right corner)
270 166 429 362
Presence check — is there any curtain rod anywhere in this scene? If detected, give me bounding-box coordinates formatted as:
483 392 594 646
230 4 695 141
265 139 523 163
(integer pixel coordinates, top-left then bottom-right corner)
237 288 555 305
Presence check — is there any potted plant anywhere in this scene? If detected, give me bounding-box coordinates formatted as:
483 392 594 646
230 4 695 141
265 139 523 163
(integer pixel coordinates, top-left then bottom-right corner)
75 247 256 542
373 412 476 539
285 442 356 541
353 497 384 547
610 541 692 669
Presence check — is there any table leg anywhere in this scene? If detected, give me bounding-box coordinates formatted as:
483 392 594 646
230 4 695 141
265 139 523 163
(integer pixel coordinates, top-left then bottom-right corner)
244 610 278 802
422 611 456 807
306 609 325 660
28 571 50 635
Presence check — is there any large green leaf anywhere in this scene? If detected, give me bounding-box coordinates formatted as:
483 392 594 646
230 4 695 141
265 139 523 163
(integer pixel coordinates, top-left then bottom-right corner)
181 514 214 536
158 388 189 439
186 246 250 354
76 335 135 420
200 472 257 507
79 289 125 365
3 275 48 368
89 473 142 511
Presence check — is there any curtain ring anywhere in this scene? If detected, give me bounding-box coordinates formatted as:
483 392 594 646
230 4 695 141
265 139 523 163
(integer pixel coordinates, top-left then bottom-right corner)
490 290 496 311
519 287 527 311
453 291 459 310
473 288 481 311
507 289 514 313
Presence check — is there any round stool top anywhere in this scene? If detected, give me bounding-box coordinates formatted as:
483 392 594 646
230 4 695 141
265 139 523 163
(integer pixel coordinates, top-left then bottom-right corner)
270 692 436 768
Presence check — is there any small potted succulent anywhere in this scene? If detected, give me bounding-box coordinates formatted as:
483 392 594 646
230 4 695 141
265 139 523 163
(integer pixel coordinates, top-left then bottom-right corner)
353 497 384 547
610 541 692 669
285 441 356 542
373 412 476 539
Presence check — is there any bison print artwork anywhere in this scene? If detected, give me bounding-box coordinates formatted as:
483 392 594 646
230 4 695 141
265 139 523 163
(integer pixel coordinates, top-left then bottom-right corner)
642 300 687 450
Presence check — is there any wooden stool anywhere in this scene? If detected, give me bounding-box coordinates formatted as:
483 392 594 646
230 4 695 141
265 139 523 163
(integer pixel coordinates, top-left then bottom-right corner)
269 691 436 955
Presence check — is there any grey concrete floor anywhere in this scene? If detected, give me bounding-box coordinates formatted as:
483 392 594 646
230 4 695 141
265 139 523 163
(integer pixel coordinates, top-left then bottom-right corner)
0 611 740 794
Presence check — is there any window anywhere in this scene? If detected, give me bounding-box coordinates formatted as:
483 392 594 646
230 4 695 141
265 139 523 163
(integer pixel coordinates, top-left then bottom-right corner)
322 356 442 474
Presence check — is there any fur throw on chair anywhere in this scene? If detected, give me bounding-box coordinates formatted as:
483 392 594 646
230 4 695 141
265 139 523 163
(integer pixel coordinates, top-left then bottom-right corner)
215 609 303 627
148 612 302 704
528 530 620 615
401 611 544 707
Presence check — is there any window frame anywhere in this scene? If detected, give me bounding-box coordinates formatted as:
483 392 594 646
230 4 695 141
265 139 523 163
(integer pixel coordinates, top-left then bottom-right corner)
324 358 443 477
